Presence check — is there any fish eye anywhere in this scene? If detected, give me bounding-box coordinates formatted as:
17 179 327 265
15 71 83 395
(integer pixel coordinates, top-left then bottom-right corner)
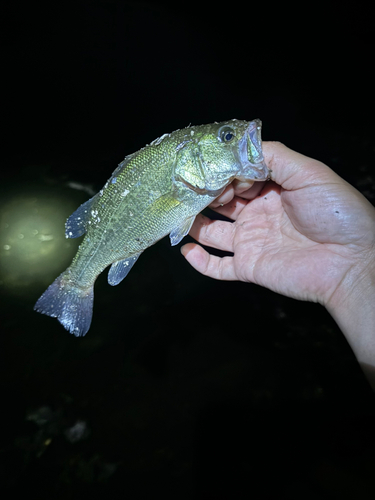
219 127 235 143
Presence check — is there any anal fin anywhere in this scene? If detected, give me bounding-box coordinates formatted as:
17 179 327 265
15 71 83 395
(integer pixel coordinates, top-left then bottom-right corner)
108 253 142 286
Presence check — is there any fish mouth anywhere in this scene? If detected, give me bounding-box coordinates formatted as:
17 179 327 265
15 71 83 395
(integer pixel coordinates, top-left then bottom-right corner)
237 119 269 181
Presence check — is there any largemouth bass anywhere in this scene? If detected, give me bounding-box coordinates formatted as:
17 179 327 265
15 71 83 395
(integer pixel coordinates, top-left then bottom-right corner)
34 119 269 336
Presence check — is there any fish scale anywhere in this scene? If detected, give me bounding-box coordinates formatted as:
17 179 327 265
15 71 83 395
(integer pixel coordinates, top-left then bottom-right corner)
34 119 269 336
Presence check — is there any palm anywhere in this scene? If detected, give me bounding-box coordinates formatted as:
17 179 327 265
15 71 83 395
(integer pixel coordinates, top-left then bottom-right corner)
185 160 375 307
226 181 358 303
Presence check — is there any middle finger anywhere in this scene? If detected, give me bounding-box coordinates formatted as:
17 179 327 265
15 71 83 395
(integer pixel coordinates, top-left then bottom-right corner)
188 213 235 253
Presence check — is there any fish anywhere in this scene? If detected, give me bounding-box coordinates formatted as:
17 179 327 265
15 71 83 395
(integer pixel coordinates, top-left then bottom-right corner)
34 119 269 336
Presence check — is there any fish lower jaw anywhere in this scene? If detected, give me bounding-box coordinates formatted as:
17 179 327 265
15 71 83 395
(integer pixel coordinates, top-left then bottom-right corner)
237 161 269 181
237 124 269 180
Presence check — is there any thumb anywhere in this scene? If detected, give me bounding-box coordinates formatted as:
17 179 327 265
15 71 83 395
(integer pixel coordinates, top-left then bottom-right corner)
262 141 339 190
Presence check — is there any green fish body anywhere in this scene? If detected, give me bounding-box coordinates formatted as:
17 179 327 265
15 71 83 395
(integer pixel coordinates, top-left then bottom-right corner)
34 119 269 335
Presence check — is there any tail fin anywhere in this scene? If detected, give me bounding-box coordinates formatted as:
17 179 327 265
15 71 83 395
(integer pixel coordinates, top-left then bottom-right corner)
34 271 94 336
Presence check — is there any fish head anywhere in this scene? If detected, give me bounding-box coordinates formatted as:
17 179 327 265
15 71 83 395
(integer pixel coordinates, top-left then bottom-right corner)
190 119 269 192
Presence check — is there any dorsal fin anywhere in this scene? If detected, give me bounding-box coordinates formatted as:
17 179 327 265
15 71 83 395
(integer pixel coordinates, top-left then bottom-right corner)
65 195 97 239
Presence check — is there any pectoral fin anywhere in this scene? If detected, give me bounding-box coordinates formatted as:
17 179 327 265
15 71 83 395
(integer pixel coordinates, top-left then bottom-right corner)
169 216 195 246
108 253 142 286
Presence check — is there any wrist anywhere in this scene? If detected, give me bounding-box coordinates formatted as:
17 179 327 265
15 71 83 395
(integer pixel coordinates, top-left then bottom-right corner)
326 255 375 386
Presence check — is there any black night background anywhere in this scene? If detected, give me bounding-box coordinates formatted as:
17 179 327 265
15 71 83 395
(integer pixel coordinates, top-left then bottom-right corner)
1 1 375 499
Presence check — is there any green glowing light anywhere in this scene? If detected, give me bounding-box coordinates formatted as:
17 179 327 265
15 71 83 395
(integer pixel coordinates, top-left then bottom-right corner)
0 193 82 295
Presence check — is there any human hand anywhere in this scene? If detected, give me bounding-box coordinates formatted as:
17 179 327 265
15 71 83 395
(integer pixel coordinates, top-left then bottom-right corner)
181 142 375 309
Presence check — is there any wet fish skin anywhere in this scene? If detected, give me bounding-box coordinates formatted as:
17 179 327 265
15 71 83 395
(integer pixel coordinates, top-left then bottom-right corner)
34 119 268 336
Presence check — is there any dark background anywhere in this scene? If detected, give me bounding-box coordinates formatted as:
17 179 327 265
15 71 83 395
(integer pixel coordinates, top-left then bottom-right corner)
1 1 375 498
